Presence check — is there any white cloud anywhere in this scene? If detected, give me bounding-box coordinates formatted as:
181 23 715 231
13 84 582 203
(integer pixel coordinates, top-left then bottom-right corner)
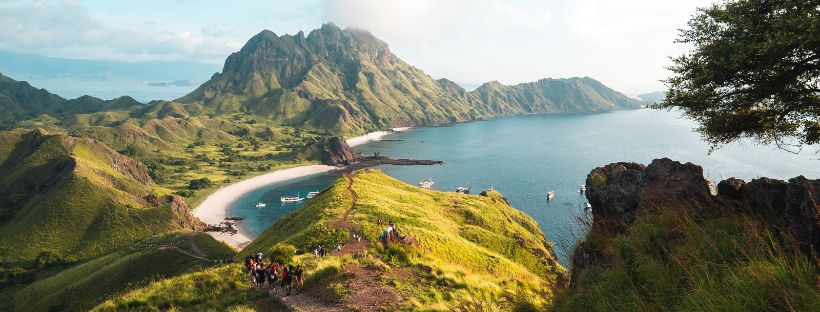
0 1 237 63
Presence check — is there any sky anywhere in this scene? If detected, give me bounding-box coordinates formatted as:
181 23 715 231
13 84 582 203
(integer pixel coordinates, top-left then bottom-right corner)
0 0 717 95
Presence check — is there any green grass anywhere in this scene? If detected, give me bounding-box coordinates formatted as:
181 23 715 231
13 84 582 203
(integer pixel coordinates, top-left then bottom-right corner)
551 206 820 312
3 232 235 312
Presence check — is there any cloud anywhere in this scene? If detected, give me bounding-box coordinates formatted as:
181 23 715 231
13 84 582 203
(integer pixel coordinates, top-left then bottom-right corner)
0 1 238 63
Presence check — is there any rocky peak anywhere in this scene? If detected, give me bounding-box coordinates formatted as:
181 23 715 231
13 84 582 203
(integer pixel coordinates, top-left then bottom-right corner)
315 136 361 165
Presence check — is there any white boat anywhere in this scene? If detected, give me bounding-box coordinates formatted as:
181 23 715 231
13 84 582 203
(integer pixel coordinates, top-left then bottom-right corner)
280 194 304 203
547 191 555 201
455 186 470 194
418 178 434 189
255 202 267 208
580 185 586 193
584 202 592 210
307 191 320 199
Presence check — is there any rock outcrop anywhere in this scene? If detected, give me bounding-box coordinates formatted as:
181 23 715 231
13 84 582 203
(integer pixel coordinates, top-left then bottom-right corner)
573 158 819 286
315 136 360 165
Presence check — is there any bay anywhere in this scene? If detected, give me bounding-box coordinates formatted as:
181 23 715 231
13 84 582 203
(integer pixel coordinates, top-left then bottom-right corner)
228 109 819 263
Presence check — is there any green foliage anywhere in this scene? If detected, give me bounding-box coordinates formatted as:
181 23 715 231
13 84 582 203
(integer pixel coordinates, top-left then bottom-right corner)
265 243 296 265
187 177 212 190
551 207 820 312
661 0 820 148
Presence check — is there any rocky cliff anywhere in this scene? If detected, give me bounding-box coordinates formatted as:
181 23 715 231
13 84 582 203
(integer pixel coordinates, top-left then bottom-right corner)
554 158 819 311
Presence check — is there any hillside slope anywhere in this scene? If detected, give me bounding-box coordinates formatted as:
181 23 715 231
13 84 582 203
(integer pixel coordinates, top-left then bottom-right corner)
553 158 819 311
0 130 203 267
177 24 639 134
96 170 566 311
2 232 234 312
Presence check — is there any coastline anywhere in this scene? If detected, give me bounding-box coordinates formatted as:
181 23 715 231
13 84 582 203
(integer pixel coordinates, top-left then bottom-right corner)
193 165 336 249
193 128 410 250
346 127 411 147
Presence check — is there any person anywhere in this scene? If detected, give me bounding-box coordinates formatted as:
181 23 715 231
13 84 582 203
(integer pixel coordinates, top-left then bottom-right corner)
268 263 278 290
295 266 304 294
281 266 289 292
256 262 266 287
284 266 294 296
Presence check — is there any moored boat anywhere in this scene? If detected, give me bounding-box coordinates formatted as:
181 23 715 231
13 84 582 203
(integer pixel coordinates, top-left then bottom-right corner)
579 184 586 193
418 178 435 189
307 191 320 199
455 186 470 194
280 194 304 203
547 191 555 201
255 202 267 208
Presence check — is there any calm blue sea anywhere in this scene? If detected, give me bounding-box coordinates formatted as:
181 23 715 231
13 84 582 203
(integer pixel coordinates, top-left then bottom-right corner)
228 109 820 263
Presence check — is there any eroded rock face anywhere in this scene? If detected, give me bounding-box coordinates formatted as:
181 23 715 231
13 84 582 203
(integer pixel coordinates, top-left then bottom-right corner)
584 158 713 234
574 158 819 286
317 136 361 165
720 176 819 256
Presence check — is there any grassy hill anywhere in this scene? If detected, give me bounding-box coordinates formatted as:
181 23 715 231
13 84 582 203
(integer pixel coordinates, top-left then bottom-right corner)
1 232 235 312
0 130 203 268
552 159 819 311
95 170 566 311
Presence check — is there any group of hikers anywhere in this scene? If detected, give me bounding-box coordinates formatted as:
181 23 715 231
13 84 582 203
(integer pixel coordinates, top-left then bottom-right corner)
244 252 304 296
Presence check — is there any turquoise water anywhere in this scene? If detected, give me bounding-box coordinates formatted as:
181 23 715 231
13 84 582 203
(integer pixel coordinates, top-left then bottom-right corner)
229 109 819 263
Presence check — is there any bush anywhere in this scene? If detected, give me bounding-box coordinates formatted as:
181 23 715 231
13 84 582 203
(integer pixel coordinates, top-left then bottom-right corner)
175 190 195 197
266 243 296 265
35 250 64 269
188 178 212 190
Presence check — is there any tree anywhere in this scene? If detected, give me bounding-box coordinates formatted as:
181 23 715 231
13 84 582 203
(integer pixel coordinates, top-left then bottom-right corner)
660 0 820 150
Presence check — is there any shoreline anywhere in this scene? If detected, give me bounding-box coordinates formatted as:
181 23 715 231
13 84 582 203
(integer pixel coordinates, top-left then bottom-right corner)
193 165 336 249
346 127 411 147
194 128 410 250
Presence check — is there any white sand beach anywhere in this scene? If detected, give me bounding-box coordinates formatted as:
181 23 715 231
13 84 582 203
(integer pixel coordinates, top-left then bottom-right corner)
193 165 336 249
194 128 410 249
346 127 411 147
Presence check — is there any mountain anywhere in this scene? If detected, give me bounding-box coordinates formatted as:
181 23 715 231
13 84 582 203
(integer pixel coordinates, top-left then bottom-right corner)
178 23 640 134
0 129 203 267
0 50 220 82
0 73 142 129
96 170 566 311
636 91 665 104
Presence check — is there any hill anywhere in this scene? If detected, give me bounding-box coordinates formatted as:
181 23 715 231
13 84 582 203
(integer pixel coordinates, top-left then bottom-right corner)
553 158 819 311
0 129 203 268
177 24 639 134
636 91 665 104
1 232 235 312
95 170 566 311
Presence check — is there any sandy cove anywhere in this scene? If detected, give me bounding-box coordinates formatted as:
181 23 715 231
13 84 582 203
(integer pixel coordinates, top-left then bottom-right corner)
194 128 411 249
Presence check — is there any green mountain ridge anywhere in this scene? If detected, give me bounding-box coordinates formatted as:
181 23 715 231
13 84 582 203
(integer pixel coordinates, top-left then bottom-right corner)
0 129 203 267
176 23 640 134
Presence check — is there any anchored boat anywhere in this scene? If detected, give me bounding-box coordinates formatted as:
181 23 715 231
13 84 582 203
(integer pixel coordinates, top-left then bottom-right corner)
579 184 586 193
455 186 470 194
280 194 304 203
418 178 435 189
547 191 555 201
307 191 320 199
255 202 267 208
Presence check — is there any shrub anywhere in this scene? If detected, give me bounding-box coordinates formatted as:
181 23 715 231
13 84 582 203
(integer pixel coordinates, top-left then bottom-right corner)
266 243 296 265
188 178 212 190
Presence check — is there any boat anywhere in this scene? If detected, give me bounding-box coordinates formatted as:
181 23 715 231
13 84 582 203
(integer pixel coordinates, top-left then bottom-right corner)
579 184 586 193
255 202 267 208
455 186 470 194
418 178 434 189
584 202 592 210
280 194 304 203
307 191 320 199
547 191 555 201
